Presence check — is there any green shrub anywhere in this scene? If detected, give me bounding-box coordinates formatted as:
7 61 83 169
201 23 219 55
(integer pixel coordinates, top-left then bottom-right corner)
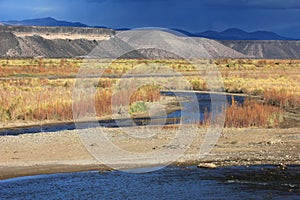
129 101 148 114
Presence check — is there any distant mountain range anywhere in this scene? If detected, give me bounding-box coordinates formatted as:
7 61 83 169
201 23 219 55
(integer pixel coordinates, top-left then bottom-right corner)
1 17 300 59
1 17 297 40
2 17 88 28
0 25 246 58
195 28 294 40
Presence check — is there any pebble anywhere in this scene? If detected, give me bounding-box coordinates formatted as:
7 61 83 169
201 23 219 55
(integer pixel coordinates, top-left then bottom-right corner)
197 163 217 169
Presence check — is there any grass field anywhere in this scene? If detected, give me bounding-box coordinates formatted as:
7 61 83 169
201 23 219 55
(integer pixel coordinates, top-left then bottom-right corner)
0 58 299 128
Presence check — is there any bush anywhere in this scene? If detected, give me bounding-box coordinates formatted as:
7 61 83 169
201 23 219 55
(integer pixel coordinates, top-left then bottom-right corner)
129 101 148 114
224 100 283 128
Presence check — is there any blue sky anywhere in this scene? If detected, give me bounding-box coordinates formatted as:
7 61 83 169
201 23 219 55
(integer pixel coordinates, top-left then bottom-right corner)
0 0 300 38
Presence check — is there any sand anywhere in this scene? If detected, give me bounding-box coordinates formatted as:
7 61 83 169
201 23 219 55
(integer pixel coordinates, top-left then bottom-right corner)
0 127 299 180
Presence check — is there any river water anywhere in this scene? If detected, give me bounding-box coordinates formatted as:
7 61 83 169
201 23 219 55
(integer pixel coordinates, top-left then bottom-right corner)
2 92 298 199
0 92 245 136
0 165 299 199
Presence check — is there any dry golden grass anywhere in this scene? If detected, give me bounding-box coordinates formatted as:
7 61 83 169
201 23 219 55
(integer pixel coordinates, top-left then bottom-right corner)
0 78 161 123
0 58 298 128
263 89 300 108
201 98 283 128
224 99 283 128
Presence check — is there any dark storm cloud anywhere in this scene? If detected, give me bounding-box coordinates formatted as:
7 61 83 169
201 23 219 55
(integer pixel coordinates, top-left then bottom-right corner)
202 0 300 10
87 0 300 9
88 0 170 2
0 0 299 38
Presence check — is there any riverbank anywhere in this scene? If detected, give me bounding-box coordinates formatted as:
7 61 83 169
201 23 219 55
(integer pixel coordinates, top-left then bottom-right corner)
0 127 299 180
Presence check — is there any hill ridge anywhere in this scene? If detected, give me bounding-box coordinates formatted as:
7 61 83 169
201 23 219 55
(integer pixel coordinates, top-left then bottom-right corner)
1 17 295 40
0 26 247 59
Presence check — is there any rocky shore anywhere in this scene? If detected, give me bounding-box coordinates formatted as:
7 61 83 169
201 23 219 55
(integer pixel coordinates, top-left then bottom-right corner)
0 127 299 180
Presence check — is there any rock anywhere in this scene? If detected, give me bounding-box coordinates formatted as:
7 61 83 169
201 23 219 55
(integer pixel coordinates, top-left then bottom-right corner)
267 139 282 145
197 163 217 169
98 169 113 173
278 163 287 170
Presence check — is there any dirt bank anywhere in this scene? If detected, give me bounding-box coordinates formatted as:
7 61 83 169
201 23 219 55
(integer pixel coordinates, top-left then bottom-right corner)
0 127 299 180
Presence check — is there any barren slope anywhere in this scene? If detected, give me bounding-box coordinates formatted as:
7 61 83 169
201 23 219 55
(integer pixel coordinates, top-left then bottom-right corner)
0 26 247 59
220 40 300 59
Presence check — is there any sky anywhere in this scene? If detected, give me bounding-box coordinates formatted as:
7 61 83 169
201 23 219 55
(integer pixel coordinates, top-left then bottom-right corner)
0 0 300 38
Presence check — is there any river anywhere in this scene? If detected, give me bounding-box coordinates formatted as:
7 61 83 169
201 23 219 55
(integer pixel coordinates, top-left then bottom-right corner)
0 92 299 199
0 92 245 136
0 165 299 199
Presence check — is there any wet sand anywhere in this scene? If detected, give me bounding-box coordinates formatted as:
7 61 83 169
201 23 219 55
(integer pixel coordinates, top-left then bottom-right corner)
0 127 299 180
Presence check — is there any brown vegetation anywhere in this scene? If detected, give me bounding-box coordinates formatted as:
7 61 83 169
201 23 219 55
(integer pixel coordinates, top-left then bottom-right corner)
0 58 298 128
224 99 283 128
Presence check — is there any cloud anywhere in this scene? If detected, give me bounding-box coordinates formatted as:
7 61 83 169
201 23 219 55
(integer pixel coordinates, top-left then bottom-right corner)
32 6 55 14
87 0 107 3
0 0 299 38
86 0 172 6
88 0 169 2
204 0 300 10
59 0 300 10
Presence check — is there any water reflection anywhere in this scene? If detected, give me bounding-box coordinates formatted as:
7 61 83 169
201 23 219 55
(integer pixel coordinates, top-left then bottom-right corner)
0 92 245 136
